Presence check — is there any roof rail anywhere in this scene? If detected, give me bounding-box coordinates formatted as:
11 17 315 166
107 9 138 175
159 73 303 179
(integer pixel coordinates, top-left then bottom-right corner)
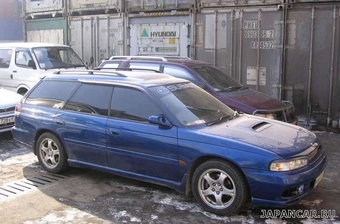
95 67 161 73
108 56 169 61
108 55 192 61
163 56 192 60
52 70 127 77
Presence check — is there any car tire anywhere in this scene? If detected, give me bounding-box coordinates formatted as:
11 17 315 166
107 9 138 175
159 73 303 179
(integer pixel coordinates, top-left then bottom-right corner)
191 160 248 216
36 132 68 173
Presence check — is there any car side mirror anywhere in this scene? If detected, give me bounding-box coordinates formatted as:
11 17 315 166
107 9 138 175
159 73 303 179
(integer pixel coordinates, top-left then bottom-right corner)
28 60 36 69
148 115 173 128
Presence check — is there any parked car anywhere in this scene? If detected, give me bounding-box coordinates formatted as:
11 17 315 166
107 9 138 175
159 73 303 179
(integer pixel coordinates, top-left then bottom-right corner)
0 42 86 95
0 87 22 132
12 70 326 215
98 56 297 124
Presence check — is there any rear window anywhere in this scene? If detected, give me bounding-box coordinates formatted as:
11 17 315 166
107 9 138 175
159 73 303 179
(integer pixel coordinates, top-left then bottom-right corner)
26 80 78 109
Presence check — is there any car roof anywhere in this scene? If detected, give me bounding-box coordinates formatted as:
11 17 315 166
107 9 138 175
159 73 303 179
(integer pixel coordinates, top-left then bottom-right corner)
0 42 70 48
43 70 188 88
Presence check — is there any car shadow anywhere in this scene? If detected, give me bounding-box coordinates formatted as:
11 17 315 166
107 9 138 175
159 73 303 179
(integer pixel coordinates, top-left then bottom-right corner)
0 131 30 161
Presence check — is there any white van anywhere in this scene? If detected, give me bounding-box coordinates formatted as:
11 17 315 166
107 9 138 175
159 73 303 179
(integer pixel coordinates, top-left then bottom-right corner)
0 42 86 95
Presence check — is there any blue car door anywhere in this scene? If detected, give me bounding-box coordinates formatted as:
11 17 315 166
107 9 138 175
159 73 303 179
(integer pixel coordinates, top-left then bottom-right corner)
106 86 179 182
56 83 112 166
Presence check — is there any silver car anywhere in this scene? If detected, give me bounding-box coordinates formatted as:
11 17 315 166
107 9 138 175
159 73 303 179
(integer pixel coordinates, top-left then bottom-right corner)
0 88 22 132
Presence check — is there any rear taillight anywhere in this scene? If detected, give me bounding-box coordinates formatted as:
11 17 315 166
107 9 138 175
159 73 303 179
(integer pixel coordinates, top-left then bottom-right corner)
15 103 22 114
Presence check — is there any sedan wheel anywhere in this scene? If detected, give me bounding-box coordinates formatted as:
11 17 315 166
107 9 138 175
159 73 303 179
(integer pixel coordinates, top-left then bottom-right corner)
192 160 248 215
37 132 68 173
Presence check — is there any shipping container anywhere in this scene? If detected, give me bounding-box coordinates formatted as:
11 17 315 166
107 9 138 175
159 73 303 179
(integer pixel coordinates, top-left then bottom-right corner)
0 18 24 41
69 14 125 67
194 3 340 126
0 0 22 18
126 0 195 12
69 0 122 15
283 3 340 126
24 0 64 18
25 18 68 44
128 12 192 57
197 0 284 8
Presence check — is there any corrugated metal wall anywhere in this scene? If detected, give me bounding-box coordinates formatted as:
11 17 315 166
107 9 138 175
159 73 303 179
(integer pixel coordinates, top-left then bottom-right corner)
19 0 340 127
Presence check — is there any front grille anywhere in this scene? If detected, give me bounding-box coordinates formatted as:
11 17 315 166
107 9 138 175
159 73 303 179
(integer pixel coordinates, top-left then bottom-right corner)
0 106 15 113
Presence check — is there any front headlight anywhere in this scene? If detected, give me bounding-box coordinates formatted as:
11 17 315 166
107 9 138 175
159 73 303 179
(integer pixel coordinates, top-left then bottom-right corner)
256 113 276 120
270 158 308 171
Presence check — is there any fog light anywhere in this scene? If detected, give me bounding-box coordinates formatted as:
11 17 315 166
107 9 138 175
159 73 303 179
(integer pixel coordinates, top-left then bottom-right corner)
298 185 304 194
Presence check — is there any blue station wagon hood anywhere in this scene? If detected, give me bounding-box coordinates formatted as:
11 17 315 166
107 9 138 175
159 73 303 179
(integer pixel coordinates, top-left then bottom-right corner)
195 115 316 158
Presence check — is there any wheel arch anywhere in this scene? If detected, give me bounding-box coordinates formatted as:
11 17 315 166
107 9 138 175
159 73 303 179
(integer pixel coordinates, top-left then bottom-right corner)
185 156 251 201
33 129 65 156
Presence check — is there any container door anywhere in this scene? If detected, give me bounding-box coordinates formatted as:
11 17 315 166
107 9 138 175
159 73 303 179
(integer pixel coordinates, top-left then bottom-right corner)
195 7 285 100
284 4 340 125
69 15 124 68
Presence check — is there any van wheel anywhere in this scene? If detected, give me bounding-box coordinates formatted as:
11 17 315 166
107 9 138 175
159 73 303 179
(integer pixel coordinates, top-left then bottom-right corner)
36 133 68 173
191 160 248 216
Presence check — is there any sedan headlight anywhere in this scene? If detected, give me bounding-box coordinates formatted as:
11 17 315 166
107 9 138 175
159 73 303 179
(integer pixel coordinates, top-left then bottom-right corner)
270 158 308 171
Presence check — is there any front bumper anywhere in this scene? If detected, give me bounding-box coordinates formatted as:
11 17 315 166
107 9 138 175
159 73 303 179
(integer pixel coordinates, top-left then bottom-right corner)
243 151 327 207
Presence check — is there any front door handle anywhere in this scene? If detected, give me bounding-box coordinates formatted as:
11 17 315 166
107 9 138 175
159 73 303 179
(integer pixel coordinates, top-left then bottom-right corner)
108 128 120 135
55 120 65 125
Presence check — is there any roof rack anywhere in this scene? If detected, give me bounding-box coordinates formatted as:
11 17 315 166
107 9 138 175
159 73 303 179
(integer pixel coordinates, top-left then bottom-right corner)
52 70 127 77
95 67 161 73
108 55 192 61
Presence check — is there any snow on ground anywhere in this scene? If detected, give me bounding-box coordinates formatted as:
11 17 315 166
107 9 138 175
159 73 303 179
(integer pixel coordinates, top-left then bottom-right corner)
23 208 113 224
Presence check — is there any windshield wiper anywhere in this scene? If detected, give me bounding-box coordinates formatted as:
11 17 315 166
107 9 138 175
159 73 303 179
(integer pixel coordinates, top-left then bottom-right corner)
186 106 220 113
221 86 243 92
206 115 233 126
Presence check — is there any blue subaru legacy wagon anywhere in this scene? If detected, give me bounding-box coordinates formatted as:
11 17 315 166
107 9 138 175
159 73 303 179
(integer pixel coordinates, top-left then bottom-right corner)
12 70 327 216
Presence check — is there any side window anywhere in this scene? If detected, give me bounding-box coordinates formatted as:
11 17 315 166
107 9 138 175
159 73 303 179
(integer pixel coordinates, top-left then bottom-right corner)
129 62 161 71
0 49 12 68
110 87 161 122
26 81 78 108
15 49 34 67
65 84 112 116
163 65 197 84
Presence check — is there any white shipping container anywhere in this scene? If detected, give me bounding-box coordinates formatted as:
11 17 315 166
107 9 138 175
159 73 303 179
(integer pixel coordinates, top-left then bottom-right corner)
126 0 194 12
69 0 122 14
69 15 124 67
27 29 64 44
25 0 64 14
197 0 283 7
129 22 189 57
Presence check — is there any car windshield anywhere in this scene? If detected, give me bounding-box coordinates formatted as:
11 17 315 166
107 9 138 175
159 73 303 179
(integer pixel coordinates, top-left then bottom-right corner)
192 65 243 92
149 83 235 126
33 47 85 69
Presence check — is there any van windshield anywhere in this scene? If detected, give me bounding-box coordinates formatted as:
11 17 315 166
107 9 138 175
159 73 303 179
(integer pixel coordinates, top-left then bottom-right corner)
191 65 244 92
33 47 85 70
